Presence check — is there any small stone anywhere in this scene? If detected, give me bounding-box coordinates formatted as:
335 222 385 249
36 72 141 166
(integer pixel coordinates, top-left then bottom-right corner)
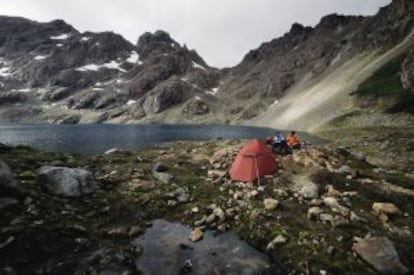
213 207 225 222
331 215 349 227
342 191 358 197
346 175 353 180
320 213 334 223
320 270 327 275
372 202 400 216
299 183 319 199
194 215 206 227
325 185 341 197
379 213 389 223
167 200 177 207
206 214 216 224
307 207 323 221
249 209 261 220
191 207 199 213
266 234 287 250
217 224 227 232
128 226 142 237
207 203 217 210
249 190 259 198
263 198 279 210
337 165 353 175
23 197 33 205
323 197 350 217
309 198 323 206
327 246 335 255
189 227 204 242
350 211 367 223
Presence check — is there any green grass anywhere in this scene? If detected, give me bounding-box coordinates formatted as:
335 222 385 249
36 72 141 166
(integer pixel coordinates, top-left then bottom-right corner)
352 53 414 113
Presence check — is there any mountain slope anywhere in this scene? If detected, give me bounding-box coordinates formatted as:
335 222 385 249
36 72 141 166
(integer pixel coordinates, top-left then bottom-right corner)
0 17 220 123
215 0 414 130
0 0 413 128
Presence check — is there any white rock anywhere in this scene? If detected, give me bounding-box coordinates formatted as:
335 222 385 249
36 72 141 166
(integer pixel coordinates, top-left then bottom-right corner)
263 198 279 210
266 234 287 250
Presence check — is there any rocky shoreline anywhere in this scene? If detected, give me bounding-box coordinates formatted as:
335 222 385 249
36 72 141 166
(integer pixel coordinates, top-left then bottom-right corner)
0 136 413 274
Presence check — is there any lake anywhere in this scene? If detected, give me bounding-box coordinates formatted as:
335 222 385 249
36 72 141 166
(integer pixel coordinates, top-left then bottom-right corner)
0 123 324 154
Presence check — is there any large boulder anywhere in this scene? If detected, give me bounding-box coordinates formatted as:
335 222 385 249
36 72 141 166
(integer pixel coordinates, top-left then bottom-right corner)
37 166 96 197
353 236 408 274
0 160 26 199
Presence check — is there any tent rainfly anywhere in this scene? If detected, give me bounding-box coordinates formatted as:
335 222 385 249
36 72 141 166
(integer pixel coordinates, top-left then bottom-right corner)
229 139 277 182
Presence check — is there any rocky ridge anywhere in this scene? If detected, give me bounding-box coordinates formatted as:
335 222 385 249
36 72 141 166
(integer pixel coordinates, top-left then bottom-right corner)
0 17 220 123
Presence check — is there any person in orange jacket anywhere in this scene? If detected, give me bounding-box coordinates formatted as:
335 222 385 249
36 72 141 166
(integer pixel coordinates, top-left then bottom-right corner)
286 131 301 149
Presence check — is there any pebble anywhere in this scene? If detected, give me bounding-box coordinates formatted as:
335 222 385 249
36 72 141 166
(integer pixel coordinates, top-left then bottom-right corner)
189 227 204 242
263 198 279 211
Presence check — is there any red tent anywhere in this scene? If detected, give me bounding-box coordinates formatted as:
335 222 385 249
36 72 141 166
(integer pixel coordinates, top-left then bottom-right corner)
229 139 278 182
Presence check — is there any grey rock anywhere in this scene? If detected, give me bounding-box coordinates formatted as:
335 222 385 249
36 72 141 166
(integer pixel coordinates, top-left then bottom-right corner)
353 236 408 274
153 171 173 184
299 183 319 199
336 165 353 175
0 160 26 199
37 166 96 197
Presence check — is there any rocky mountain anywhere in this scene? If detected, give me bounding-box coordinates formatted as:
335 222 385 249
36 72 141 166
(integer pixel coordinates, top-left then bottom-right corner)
0 16 221 123
0 0 413 129
215 0 414 130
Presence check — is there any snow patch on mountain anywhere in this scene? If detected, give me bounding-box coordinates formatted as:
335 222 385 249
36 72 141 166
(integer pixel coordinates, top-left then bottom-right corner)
50 33 71 40
34 55 48 60
75 60 126 73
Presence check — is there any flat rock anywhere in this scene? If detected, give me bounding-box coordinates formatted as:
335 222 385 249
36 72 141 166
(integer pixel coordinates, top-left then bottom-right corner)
134 219 283 274
353 236 408 274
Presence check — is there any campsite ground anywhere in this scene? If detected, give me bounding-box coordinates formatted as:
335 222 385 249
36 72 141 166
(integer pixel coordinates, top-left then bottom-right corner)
0 132 413 274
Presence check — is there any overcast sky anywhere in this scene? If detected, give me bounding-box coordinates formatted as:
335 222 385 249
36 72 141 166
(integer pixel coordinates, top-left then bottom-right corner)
2 0 391 67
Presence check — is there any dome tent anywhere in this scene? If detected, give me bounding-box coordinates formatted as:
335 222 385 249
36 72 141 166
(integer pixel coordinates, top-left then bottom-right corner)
229 139 277 182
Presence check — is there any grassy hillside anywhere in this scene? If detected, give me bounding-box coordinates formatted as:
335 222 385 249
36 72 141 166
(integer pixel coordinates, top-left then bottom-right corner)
352 54 414 114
